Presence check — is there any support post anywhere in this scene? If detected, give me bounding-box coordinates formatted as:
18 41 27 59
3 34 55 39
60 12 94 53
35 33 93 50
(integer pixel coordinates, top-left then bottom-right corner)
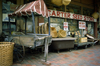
24 17 27 34
48 17 50 35
9 17 11 35
65 5 67 22
0 0 2 34
44 37 48 62
32 12 36 34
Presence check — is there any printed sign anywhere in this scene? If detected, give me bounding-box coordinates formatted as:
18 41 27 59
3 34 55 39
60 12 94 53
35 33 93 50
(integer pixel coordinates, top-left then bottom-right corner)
48 10 97 22
64 22 68 31
2 14 15 22
79 21 86 29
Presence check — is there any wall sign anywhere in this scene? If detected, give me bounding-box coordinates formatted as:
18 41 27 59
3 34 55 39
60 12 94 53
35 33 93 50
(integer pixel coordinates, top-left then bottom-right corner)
79 21 86 29
64 22 68 31
48 10 97 22
2 14 15 22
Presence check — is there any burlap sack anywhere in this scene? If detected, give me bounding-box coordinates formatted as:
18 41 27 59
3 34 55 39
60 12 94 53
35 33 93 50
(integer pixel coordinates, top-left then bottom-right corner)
58 29 66 38
51 27 57 38
41 24 44 34
39 26 41 34
92 12 99 19
51 0 63 6
44 22 49 34
62 0 71 5
36 26 38 34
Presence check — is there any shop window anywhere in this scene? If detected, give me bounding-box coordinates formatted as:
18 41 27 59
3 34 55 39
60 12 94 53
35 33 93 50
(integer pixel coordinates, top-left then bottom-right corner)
66 4 81 14
2 0 17 35
49 17 64 31
67 19 78 32
86 22 94 36
83 7 94 16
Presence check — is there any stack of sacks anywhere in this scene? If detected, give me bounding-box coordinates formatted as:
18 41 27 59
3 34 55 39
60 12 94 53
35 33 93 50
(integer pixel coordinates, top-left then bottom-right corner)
58 29 66 38
44 22 49 34
51 27 57 38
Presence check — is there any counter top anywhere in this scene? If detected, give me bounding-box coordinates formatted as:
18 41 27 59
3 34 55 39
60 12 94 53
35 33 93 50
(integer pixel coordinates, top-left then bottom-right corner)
52 37 76 41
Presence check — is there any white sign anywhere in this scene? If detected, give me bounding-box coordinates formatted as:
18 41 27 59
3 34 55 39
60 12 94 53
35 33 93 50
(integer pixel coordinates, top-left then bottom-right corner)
48 10 97 22
79 21 86 29
64 22 68 31
2 14 15 22
39 23 44 26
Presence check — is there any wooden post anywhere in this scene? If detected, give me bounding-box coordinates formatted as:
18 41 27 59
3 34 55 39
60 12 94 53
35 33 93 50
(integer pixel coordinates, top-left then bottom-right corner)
82 29 83 37
44 37 48 62
99 5 100 26
0 0 2 34
81 7 83 15
64 5 67 22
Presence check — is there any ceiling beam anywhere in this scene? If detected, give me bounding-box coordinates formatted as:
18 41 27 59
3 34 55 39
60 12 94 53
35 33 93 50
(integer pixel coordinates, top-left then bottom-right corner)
70 1 94 9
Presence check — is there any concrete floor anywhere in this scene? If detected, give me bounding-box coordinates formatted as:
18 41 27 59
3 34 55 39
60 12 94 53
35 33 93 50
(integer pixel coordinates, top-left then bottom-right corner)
13 44 100 66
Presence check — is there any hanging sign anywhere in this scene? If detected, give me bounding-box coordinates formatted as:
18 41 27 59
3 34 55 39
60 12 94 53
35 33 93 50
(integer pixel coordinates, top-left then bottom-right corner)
48 10 97 22
64 22 68 31
79 21 86 29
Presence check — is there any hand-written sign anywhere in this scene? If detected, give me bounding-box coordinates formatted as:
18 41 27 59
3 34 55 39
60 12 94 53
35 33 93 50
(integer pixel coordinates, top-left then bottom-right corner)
79 21 86 29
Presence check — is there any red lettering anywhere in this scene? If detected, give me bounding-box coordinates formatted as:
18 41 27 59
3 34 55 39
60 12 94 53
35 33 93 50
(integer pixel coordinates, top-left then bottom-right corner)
78 15 82 20
57 11 60 17
89 17 94 21
66 13 70 18
82 22 84 24
64 13 66 18
52 11 56 16
64 23 67 25
48 10 51 16
64 26 68 28
87 16 90 21
79 22 81 24
84 16 86 20
73 14 77 19
60 12 64 17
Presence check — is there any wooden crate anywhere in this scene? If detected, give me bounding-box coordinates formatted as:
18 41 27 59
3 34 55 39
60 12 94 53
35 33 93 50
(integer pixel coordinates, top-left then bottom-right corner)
79 37 87 43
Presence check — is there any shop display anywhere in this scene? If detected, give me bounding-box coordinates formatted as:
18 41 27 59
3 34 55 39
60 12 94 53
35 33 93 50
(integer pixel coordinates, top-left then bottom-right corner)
51 27 57 38
7 0 52 63
57 29 66 38
79 37 87 43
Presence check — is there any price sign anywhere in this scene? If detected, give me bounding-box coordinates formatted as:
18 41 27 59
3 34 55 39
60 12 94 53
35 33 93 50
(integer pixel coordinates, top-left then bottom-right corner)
64 22 68 31
79 21 86 29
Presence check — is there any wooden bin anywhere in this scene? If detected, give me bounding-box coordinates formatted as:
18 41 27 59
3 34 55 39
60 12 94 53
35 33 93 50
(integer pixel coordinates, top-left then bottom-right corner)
0 42 14 66
79 37 87 43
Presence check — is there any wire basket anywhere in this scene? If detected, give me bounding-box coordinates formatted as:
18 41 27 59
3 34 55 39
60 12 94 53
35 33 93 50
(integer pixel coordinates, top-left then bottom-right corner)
0 42 14 66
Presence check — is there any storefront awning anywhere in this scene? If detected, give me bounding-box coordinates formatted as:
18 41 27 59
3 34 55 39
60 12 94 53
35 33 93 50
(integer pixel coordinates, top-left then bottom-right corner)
8 0 49 18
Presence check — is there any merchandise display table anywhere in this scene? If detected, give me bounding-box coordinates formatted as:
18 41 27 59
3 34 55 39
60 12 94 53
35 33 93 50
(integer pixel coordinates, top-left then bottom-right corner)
74 41 98 50
51 37 76 52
